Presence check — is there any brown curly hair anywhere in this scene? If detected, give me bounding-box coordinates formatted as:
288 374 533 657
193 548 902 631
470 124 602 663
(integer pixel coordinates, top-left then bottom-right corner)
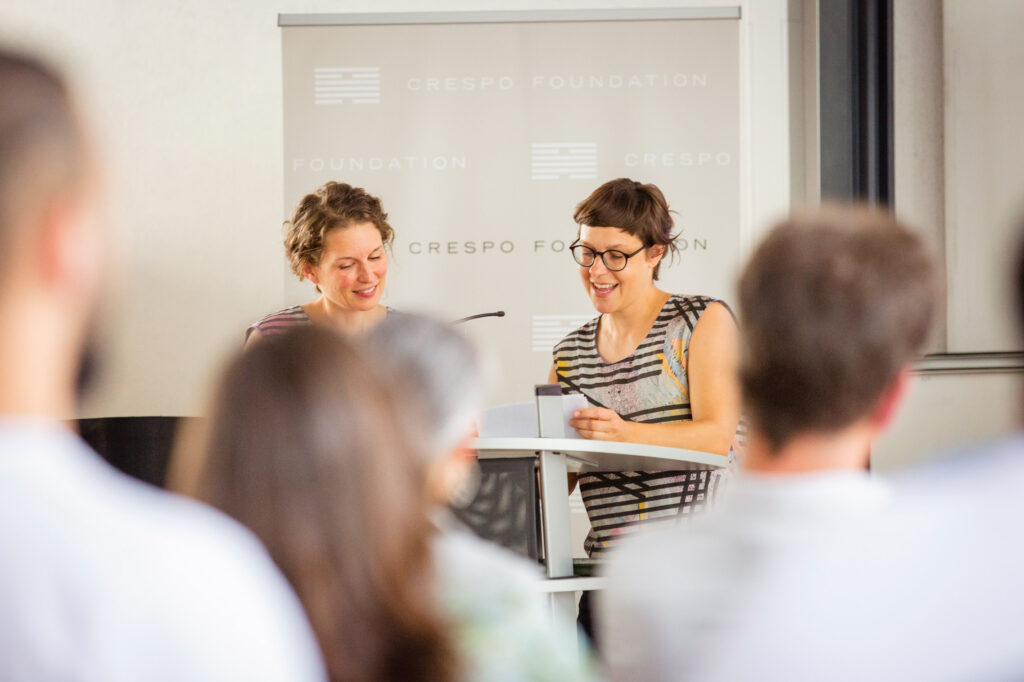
284 182 395 279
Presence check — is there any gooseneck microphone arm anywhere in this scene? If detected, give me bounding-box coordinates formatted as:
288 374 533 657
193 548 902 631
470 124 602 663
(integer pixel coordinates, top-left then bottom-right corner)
454 311 506 324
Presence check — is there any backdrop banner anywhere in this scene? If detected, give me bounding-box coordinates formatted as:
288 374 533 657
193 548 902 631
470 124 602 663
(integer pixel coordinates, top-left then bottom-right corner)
281 11 740 405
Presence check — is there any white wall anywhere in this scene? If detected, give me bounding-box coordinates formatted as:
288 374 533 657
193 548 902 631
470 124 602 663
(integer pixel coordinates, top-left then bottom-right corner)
873 372 1023 473
0 0 798 418
944 0 1024 354
893 0 946 352
872 0 1024 472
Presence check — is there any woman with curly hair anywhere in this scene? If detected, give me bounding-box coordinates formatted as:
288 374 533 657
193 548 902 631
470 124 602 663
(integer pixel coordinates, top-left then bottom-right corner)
246 182 396 342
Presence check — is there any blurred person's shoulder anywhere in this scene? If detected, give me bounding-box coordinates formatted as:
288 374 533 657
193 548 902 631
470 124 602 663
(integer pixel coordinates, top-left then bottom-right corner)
605 516 698 581
866 432 1024 554
433 519 600 681
434 520 543 596
0 419 325 681
600 514 718 626
889 431 1024 503
600 517 719 682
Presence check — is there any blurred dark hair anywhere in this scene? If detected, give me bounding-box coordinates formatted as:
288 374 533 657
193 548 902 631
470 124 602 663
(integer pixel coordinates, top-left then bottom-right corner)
0 48 85 280
190 326 457 682
739 204 939 450
573 178 678 279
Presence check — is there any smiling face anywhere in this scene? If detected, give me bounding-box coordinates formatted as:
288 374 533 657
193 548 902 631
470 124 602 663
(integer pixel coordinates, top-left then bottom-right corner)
303 221 388 312
577 225 664 314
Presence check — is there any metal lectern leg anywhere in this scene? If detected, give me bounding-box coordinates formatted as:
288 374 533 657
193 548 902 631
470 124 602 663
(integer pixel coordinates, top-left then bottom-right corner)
539 449 576 621
536 385 577 624
538 449 573 579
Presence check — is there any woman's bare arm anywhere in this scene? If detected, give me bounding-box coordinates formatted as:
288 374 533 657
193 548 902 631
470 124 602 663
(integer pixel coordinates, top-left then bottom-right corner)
568 302 740 455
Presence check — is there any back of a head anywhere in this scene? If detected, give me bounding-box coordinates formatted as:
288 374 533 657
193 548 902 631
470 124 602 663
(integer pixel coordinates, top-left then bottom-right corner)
196 326 456 682
739 204 939 449
367 313 484 460
0 48 85 282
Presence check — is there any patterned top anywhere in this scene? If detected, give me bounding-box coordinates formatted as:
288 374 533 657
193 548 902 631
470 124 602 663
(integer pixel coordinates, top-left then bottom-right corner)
245 305 312 342
552 294 733 557
435 524 599 682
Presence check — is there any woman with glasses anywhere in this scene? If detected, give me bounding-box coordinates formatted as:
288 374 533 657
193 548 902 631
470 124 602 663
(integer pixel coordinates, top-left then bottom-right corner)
548 178 742 641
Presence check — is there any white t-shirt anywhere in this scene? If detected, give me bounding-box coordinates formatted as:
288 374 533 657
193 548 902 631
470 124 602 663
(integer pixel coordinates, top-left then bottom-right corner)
600 469 890 682
0 419 326 682
698 435 1024 682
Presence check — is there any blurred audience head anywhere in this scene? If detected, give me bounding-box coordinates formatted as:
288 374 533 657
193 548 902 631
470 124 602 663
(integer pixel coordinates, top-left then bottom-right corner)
188 326 456 682
367 313 484 503
0 49 87 276
0 47 104 411
739 204 939 451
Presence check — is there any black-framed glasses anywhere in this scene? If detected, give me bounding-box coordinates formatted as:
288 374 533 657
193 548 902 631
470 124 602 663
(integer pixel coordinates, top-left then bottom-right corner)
569 239 646 271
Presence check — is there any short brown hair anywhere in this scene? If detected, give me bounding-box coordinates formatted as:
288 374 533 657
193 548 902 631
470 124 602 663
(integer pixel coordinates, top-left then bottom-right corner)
283 181 394 279
573 178 678 279
739 204 939 449
0 49 85 278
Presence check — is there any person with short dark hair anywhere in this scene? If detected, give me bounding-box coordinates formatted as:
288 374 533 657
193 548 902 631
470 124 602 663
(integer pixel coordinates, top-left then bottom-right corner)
599 204 939 681
0 47 324 681
686 219 1024 682
547 178 742 641
246 181 396 342
550 178 742 551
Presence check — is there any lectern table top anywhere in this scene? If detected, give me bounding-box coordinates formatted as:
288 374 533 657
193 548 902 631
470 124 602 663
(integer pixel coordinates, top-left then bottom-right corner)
473 437 727 473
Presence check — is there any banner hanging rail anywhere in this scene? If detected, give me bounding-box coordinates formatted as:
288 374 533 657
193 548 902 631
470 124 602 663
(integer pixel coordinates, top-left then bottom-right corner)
278 7 741 27
915 352 1024 375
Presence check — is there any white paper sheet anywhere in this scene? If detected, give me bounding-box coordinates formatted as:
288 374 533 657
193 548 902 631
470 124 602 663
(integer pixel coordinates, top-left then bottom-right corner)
477 393 593 439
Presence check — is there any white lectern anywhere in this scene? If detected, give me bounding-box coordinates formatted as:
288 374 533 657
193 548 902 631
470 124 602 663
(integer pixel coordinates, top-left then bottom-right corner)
473 384 728 625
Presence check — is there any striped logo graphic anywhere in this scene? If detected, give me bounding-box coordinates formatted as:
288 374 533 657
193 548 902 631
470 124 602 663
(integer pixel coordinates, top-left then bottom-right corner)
530 143 597 180
314 67 381 104
531 314 594 352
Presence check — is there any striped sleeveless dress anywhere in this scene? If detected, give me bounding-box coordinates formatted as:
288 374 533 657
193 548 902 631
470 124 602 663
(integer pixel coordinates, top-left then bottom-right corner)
552 294 733 557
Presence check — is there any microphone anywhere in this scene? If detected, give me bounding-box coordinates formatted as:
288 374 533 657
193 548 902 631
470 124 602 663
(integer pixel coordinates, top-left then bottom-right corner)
454 311 506 324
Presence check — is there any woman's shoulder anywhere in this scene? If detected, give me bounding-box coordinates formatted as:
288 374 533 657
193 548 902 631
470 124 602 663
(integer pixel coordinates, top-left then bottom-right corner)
552 315 600 356
433 528 599 682
245 305 312 341
663 294 735 326
435 527 541 592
